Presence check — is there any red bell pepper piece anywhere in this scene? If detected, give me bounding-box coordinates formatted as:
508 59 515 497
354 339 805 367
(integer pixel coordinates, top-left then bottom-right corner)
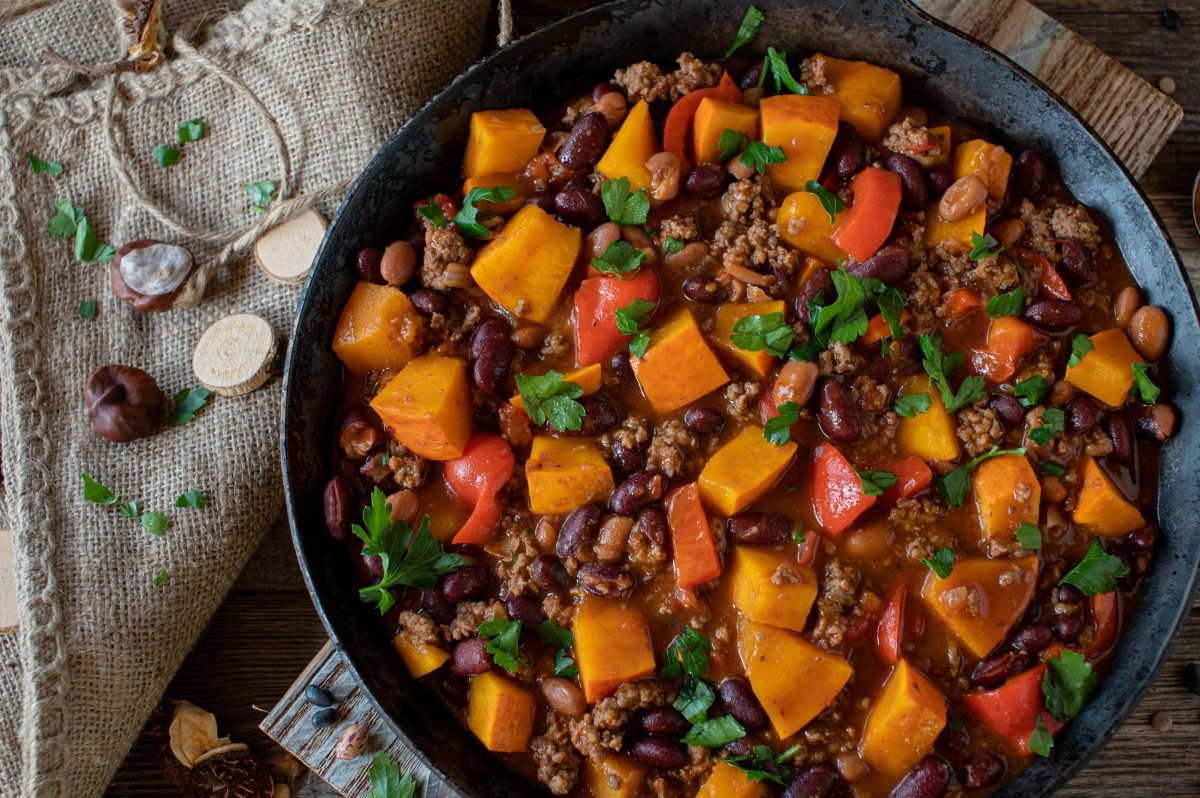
962 663 1064 754
811 442 876 537
665 482 722 588
572 270 660 367
1085 590 1120 662
874 579 907 665
830 168 902 262
875 456 933 507
661 72 741 168
968 316 1043 383
444 433 514 544
942 288 984 322
1011 247 1072 301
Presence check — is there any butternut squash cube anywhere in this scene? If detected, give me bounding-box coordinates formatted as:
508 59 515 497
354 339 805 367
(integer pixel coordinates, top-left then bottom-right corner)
953 139 1013 201
973 454 1040 543
392 634 450 678
597 99 658 191
470 204 581 323
1064 328 1143 406
466 670 537 752
371 354 472 460
525 435 614 515
758 94 841 193
698 427 797 516
332 282 427 374
814 54 901 143
575 596 656 703
858 658 947 776
896 375 960 462
695 762 769 798
632 309 729 413
693 98 759 165
463 109 545 179
738 620 853 738
729 546 817 632
778 191 848 265
712 300 788 377
923 201 985 252
586 755 647 798
461 172 527 213
910 125 951 168
1073 456 1145 536
920 556 1038 658
510 363 601 409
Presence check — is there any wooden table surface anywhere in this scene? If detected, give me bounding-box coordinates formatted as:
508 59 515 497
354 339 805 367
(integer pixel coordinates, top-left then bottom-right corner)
105 2 1200 796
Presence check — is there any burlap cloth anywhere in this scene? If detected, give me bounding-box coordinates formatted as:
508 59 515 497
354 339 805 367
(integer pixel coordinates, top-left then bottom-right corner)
0 1 497 795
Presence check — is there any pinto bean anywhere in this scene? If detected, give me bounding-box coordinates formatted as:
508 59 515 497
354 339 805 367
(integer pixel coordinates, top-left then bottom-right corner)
1065 395 1098 433
503 595 545 627
530 554 570 591
1010 624 1053 654
829 121 865 184
684 406 725 434
685 163 727 197
1023 299 1082 331
591 91 628 129
1113 285 1141 328
664 241 709 270
988 393 1026 427
609 470 665 516
451 638 491 676
421 588 456 625
938 174 986 222
970 651 1030 688
1128 305 1169 360
646 152 683 203
726 511 790 545
884 152 928 210
890 756 952 798
323 476 351 540
987 217 1025 248
586 222 621 258
380 241 417 286
595 515 634 562
781 762 847 798
1104 410 1134 462
440 565 492 603
557 503 602 559
554 185 607 228
846 244 911 285
718 677 770 731
540 677 587 716
558 112 609 169
578 563 633 599
1133 402 1176 441
636 706 690 737
592 82 619 102
1012 149 1048 200
961 752 1006 790
817 378 862 442
628 736 688 769
773 360 819 408
683 275 723 303
1058 238 1096 286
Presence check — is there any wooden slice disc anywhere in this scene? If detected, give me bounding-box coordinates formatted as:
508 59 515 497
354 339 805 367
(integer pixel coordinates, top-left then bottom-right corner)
253 208 327 284
192 313 279 396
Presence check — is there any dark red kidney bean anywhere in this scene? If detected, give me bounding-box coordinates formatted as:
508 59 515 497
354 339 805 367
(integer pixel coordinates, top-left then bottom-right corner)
1013 149 1048 201
554 186 607 228
609 470 665 516
633 506 668 546
684 406 724 434
970 651 1030 688
796 269 835 325
558 112 609 169
438 672 469 704
817 378 862 443
558 394 619 436
592 82 619 101
884 152 928 210
846 243 911 285
926 166 953 198
578 563 634 599
355 246 383 283
470 321 515 396
1023 299 1082 331
610 440 647 474
530 554 570 591
782 762 848 798
1056 584 1084 606
727 511 790 545
450 638 491 676
636 706 690 737
889 756 952 798
527 190 557 213
408 288 446 315
1010 624 1053 654
611 350 636 383
469 316 507 361
323 477 351 540
718 677 769 731
628 736 688 769
446 542 484 562
440 565 492 603
724 737 755 758
1065 395 1098 433
362 553 384 580
1058 239 1096 286
503 595 545 627
683 276 723 304
829 121 865 184
961 751 1006 790
736 58 765 90
1126 524 1157 551
685 163 727 197
557 503 603 559
1104 410 1134 462
988 393 1026 427
938 724 969 753
421 588 457 625
1052 614 1083 643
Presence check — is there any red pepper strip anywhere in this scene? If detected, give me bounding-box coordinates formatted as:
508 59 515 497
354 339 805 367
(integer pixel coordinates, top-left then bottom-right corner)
444 432 514 544
661 72 741 169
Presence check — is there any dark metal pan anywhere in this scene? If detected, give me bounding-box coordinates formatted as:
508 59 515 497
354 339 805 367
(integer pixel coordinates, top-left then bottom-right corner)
281 1 1200 795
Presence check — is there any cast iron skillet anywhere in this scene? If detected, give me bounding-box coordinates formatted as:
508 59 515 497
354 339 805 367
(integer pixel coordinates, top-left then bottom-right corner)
281 1 1200 795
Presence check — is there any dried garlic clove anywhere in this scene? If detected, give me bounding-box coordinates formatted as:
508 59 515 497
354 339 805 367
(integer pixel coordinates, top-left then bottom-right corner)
111 239 207 312
168 700 221 767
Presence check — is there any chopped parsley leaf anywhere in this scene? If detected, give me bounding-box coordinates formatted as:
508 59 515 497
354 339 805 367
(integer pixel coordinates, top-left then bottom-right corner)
969 231 1005 261
367 751 418 798
141 511 169 536
454 186 516 238
153 570 168 587
1131 362 1160 403
1043 650 1096 722
739 141 787 174
662 235 684 254
1029 407 1065 446
731 312 794 357
1014 375 1048 408
857 469 898 497
418 198 448 228
601 177 651 225
803 180 844 223
175 491 207 509
1068 334 1094 367
662 627 711 679
81 472 118 505
615 299 656 358
717 129 749 162
1059 538 1129 596
153 144 181 168
514 371 586 432
724 4 765 58
592 239 646 277
986 286 1025 318
893 392 931 418
77 300 97 320
1015 522 1042 550
673 673 716 723
763 401 800 446
477 618 524 672
760 46 810 95
936 445 1027 507
1042 461 1066 477
177 116 207 144
1028 714 1054 757
682 715 746 748
921 547 955 579
244 179 277 214
918 334 986 413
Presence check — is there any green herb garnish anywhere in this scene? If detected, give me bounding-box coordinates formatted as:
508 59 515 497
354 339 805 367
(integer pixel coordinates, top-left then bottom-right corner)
662 627 711 679
1059 538 1129 596
764 401 800 446
893 393 931 418
1029 407 1064 446
1042 461 1065 477
857 469 898 497
514 371 586 431
986 287 1025 318
368 751 418 798
662 235 684 254
418 198 448 228
761 46 809 95
969 231 1004 261
141 511 169 536
921 547 955 579
919 334 986 413
1028 715 1054 757
601 177 650 225
539 620 578 678
454 186 516 238
682 715 746 748
153 144 181 168
1043 650 1096 722
592 240 646 277
1014 376 1048 408
177 116 207 144
1131 362 1160 403
615 299 655 358
731 312 794 357
1068 334 1094 367
478 618 525 672
77 300 97 320
724 4 765 57
673 673 716 722
1015 522 1042 550
717 129 749 162
153 570 168 586
936 446 1027 507
175 491 207 510
804 180 844 223
739 141 787 175
82 472 118 505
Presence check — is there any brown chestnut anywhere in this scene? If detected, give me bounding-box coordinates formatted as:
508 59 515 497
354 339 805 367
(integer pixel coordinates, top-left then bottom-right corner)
84 364 164 442
110 239 205 312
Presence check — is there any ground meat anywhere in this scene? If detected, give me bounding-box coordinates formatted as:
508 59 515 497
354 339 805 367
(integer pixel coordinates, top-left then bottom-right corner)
428 301 483 346
723 380 761 422
905 264 943 335
1083 426 1114 457
421 219 473 291
850 375 890 414
598 416 651 458
1018 199 1057 261
800 55 830 94
628 522 669 571
540 330 569 358
860 410 899 443
613 52 721 103
818 342 861 376
646 419 699 478
1050 205 1101 252
659 213 701 243
811 559 860 650
444 600 506 641
719 177 771 226
1014 346 1057 385
495 517 541 597
542 592 575 627
956 406 1004 457
384 441 428 489
904 531 956 564
568 681 667 758
889 497 945 536
531 712 580 795
965 253 1023 297
939 585 981 617
881 117 943 158
710 177 799 285
395 610 439 649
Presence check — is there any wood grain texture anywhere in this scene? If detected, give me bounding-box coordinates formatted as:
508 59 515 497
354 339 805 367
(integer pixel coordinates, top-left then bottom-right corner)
105 2 1200 797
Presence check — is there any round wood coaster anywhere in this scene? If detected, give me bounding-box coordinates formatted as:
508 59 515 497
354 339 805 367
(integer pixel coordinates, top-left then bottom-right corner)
192 313 279 396
253 208 327 284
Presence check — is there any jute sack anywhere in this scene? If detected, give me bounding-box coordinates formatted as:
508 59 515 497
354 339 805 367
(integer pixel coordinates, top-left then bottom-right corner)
0 1 492 795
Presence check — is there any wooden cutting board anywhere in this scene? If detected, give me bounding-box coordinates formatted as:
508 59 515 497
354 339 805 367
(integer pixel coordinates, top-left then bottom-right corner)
258 2 1182 795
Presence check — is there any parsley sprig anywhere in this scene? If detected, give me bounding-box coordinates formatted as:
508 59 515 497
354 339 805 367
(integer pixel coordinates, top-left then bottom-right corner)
352 488 466 613
857 469 897 497
726 744 802 785
739 141 787 174
1043 650 1096 722
661 628 746 748
969 231 1005 261
1029 715 1054 757
478 618 525 672
1068 334 1094 367
936 446 1027 507
893 393 931 418
455 186 516 238
514 371 587 431
1015 522 1042 550
986 286 1025 318
592 240 645 277
804 180 844 224
1028 407 1064 446
601 177 650 225
419 198 448 228
731 312 794 357
1059 538 1129 596
921 547 955 579
724 4 765 57
764 401 800 446
662 627 710 679
538 620 578 677
759 47 810 95
717 129 748 162
368 751 419 798
918 334 986 413
1131 362 1160 403
1014 375 1048 408
615 299 655 358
